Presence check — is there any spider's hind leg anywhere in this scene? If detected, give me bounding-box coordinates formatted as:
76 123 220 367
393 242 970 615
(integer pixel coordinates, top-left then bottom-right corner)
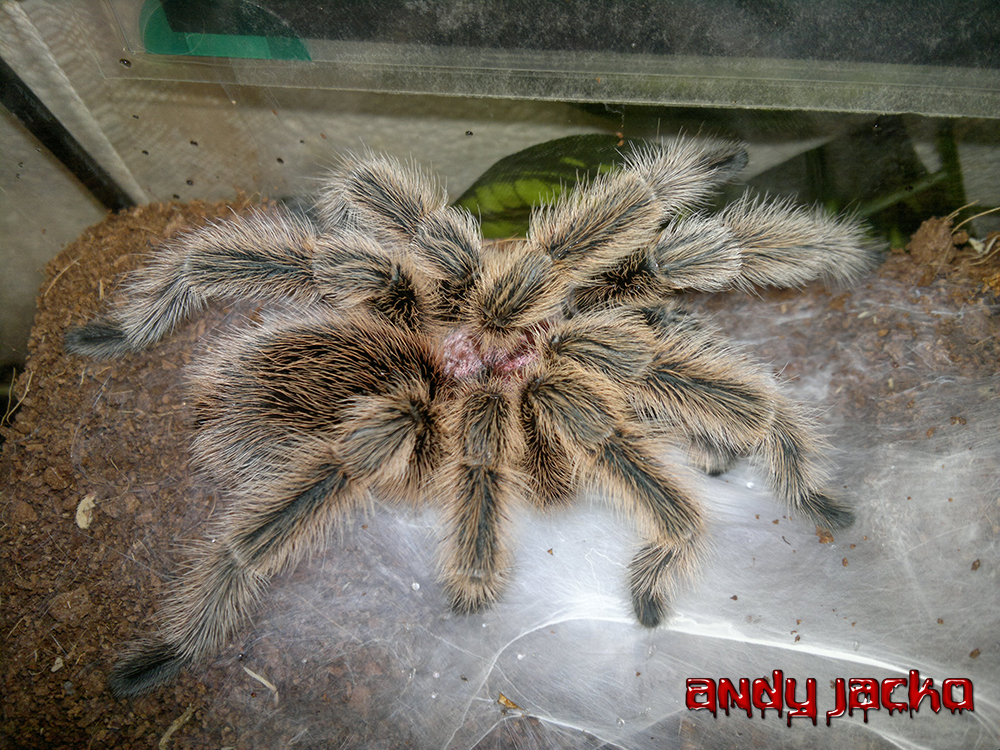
111 404 443 698
520 361 706 627
595 427 707 627
437 381 525 613
634 329 854 531
761 406 855 529
110 323 446 696
109 450 361 697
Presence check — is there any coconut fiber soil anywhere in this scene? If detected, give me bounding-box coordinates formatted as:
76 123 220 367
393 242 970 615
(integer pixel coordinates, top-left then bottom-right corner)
1 200 998 749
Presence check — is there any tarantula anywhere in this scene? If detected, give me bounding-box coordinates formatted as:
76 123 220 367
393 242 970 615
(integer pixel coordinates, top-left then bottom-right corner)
65 136 876 698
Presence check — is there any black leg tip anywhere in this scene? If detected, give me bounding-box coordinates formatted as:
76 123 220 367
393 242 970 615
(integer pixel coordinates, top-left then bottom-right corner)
808 492 856 530
108 639 190 698
632 591 667 628
64 320 131 359
701 142 749 183
446 573 504 617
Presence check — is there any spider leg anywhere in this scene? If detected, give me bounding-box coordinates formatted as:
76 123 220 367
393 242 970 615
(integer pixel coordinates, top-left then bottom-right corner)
520 361 705 627
624 136 749 213
633 327 854 529
721 194 878 288
546 310 732 463
533 137 747 277
312 227 439 332
110 316 445 696
109 447 363 697
595 427 706 627
438 382 524 613
615 303 739 475
550 303 742 477
519 398 576 507
316 154 484 319
518 312 644 507
526 138 745 280
540 311 656 382
686 434 740 476
468 244 564 347
111 393 442 698
569 213 743 313
316 152 447 239
467 139 749 349
573 200 876 314
66 158 465 359
65 208 321 358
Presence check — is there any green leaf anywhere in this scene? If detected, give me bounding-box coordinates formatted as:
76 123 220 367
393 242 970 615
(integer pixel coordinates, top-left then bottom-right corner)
454 134 647 239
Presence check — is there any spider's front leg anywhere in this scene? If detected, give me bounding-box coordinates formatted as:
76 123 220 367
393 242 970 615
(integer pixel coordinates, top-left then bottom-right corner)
65 208 323 358
571 198 877 316
520 361 706 627
316 153 485 318
465 138 750 350
65 156 464 359
720 194 877 289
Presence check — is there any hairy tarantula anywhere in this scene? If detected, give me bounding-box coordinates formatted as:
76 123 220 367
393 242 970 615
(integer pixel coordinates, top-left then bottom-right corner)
65 136 876 698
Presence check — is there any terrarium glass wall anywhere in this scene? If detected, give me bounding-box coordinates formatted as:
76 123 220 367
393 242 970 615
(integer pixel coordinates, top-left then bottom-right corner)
102 0 1000 117
1 2 998 749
